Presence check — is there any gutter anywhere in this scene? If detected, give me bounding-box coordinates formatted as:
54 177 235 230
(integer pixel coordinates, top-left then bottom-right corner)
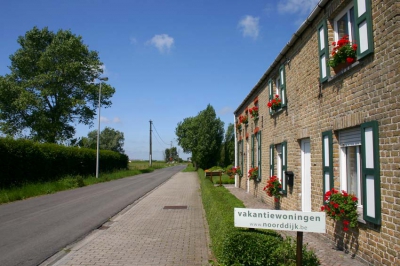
234 0 329 115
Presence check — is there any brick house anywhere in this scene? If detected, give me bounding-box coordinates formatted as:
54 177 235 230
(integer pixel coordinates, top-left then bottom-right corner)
233 0 399 265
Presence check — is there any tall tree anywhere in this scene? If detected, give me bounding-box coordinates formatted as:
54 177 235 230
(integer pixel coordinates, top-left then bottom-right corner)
0 26 115 143
175 104 224 169
164 147 179 162
223 123 235 166
79 127 125 153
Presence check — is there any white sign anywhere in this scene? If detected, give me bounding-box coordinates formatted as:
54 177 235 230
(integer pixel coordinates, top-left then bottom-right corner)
234 208 326 233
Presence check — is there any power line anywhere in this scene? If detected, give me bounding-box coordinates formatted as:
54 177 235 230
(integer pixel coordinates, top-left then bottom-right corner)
152 122 170 146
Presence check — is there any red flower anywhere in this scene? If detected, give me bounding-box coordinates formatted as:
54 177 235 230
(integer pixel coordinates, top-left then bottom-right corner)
321 206 325 211
352 44 358 51
343 227 349 231
267 102 272 108
346 57 354 64
342 190 348 197
334 203 339 209
343 220 350 226
352 196 358 202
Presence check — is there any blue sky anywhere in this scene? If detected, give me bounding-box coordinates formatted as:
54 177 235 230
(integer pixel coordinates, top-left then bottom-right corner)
0 0 319 160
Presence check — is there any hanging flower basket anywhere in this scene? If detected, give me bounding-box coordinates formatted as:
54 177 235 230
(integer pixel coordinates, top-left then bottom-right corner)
249 106 259 121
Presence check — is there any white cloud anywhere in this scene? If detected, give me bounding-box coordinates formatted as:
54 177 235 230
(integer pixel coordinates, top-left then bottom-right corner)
113 117 121 123
130 37 137 44
219 106 233 115
277 0 319 15
100 116 122 124
148 34 174 53
238 15 260 39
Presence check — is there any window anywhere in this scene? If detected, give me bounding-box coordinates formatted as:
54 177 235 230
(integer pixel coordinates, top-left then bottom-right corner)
333 122 381 225
334 4 355 43
274 142 288 194
317 0 374 81
257 131 262 181
339 127 363 212
268 64 286 113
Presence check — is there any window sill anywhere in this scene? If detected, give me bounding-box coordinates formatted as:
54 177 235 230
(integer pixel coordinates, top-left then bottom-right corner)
270 106 286 116
327 61 360 82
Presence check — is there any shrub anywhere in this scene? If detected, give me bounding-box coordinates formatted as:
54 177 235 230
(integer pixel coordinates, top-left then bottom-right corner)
220 229 283 266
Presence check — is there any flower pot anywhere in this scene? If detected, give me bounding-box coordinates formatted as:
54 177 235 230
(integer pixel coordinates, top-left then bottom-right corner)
272 104 281 111
333 61 350 74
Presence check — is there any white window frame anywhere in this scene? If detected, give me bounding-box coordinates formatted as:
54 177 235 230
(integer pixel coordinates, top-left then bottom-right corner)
340 145 363 214
333 3 355 43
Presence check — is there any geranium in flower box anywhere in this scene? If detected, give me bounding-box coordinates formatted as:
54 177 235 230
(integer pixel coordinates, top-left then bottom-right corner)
249 106 259 121
248 167 258 180
263 175 282 202
267 95 282 111
239 114 248 125
321 188 358 231
328 35 357 73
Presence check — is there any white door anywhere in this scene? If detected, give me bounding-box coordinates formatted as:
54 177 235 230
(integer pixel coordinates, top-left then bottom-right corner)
301 139 311 212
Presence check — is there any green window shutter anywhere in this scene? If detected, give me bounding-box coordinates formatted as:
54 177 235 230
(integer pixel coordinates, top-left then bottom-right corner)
257 131 262 182
354 0 374 59
281 141 288 194
361 121 381 225
317 20 330 82
268 79 273 115
269 144 274 177
251 134 255 168
322 131 333 202
279 65 287 107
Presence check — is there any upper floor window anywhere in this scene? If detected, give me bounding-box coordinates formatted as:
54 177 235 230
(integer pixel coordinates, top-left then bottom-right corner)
334 4 355 43
318 0 374 82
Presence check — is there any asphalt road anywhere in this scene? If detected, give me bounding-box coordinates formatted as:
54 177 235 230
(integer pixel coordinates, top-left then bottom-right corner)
0 165 186 266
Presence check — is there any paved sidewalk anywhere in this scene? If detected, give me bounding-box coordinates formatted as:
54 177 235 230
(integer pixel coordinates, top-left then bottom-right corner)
225 185 369 266
44 172 210 266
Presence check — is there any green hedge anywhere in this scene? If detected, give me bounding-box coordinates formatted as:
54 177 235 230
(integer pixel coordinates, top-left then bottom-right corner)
0 138 128 188
198 168 320 266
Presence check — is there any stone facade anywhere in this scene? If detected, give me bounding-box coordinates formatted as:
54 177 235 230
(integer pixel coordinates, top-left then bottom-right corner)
234 0 399 265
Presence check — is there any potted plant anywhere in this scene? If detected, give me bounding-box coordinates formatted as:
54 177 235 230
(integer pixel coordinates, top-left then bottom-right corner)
328 35 357 73
239 114 248 126
263 175 282 202
236 122 242 131
267 95 282 111
321 188 358 231
249 106 259 121
247 167 258 180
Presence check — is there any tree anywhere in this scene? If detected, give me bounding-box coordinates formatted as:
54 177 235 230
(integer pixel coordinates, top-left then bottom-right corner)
0 26 115 143
175 104 224 169
79 127 125 153
164 147 179 162
220 123 235 167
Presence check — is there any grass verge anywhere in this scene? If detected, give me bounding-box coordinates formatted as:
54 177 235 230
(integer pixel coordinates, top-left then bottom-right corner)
0 163 184 205
198 168 320 266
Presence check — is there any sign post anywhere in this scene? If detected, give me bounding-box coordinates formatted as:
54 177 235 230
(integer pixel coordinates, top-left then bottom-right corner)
234 208 326 265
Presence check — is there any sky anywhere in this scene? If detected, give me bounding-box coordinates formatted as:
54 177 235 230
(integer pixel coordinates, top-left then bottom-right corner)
0 0 319 161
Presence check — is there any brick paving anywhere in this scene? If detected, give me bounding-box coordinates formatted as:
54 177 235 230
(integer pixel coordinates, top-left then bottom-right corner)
225 185 370 266
45 172 211 266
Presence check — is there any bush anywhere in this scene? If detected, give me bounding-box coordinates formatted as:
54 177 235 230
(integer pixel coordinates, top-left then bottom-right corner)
0 138 128 188
198 168 320 266
220 229 283 266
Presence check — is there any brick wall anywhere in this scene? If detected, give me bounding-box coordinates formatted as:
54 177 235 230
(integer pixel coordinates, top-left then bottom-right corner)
234 0 399 265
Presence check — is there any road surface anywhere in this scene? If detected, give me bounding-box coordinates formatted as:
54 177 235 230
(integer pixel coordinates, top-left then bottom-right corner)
0 165 186 266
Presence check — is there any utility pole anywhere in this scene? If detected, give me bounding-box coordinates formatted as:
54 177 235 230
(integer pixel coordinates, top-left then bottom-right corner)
149 120 152 167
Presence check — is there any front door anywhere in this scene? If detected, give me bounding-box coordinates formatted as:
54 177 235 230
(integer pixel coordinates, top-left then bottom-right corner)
301 139 311 212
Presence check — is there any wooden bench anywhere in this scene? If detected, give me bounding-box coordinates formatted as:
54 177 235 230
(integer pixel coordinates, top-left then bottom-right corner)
205 171 223 186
